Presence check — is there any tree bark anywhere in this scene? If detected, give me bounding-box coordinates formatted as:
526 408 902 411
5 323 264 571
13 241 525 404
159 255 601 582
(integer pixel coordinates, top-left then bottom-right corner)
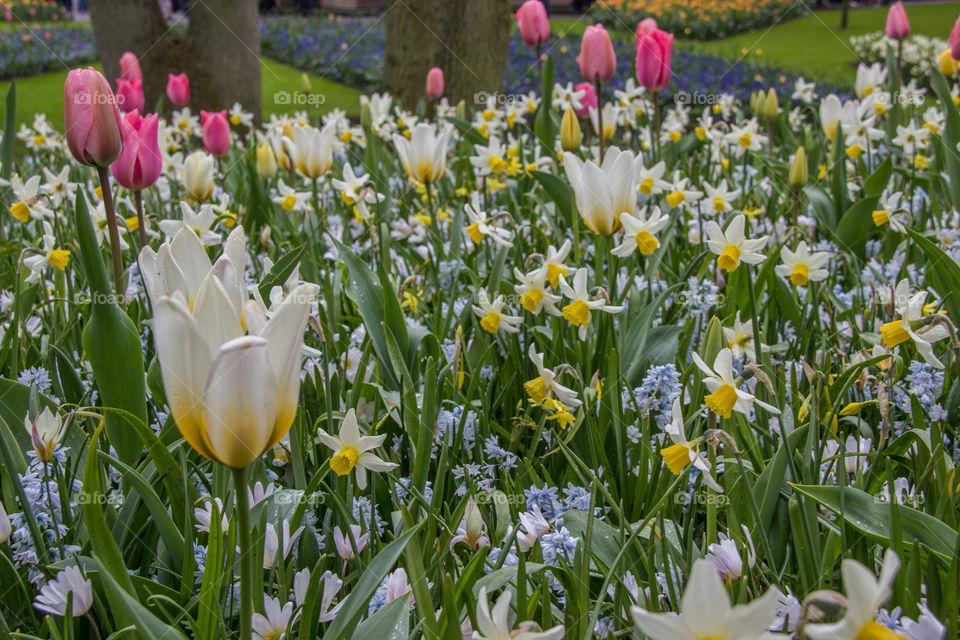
87 0 262 121
384 0 511 111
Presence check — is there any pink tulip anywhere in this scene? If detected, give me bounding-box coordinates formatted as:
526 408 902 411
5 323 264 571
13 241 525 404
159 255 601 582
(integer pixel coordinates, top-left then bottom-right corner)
201 110 231 157
579 24 616 83
166 73 190 107
110 110 162 191
574 82 597 118
635 17 657 47
636 28 673 92
119 51 142 81
116 77 144 114
516 0 550 46
426 67 444 98
886 1 909 40
63 67 124 167
951 16 960 61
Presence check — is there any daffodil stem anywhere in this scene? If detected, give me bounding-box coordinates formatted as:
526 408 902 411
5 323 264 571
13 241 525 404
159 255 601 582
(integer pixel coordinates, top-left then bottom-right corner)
595 80 604 159
232 465 253 640
96 167 125 300
735 453 781 588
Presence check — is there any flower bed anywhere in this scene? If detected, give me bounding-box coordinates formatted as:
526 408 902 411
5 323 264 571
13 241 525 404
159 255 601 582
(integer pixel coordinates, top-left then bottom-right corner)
0 0 71 23
0 25 96 79
592 0 810 40
850 31 948 86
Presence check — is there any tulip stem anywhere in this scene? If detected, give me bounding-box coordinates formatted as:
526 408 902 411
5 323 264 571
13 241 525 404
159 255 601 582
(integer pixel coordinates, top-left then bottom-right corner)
95 167 125 300
134 190 146 248
595 80 604 159
232 465 253 640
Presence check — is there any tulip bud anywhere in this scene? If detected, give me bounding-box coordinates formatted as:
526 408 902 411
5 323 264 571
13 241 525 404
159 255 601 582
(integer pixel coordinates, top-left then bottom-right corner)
952 16 960 62
300 72 312 94
763 88 778 119
561 105 582 151
456 99 466 121
64 67 124 168
166 72 190 107
940 49 959 76
789 146 808 188
257 142 278 179
885 1 909 40
110 110 162 191
360 100 372 130
574 81 597 118
426 67 444 98
635 28 673 92
701 316 725 368
119 51 142 81
579 24 616 83
749 91 761 115
201 110 231 157
516 0 550 46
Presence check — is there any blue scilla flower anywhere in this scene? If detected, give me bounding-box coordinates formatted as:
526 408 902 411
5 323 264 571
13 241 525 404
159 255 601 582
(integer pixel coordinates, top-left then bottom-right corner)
540 526 579 566
18 366 52 394
524 484 561 520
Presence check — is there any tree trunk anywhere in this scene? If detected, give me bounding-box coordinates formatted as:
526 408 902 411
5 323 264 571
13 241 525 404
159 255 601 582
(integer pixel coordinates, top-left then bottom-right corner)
839 0 850 29
87 0 262 121
384 0 511 111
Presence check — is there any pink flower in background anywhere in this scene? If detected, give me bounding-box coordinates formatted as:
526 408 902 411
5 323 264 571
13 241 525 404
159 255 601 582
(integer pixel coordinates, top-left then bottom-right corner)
426 67 444 98
635 17 658 47
116 77 144 114
201 110 231 157
63 67 124 167
636 29 673 92
579 24 616 83
167 73 190 106
886 1 910 40
516 0 550 46
119 51 142 81
110 110 162 191
574 82 597 118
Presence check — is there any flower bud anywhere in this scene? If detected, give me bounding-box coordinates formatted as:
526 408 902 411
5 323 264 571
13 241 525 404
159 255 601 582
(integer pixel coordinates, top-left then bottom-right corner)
561 105 582 151
789 146 808 188
940 49 959 76
64 67 124 167
257 142 277 179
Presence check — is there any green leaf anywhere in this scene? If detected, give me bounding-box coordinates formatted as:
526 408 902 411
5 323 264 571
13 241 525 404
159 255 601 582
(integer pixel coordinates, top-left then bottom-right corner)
75 192 148 465
322 523 424 640
832 195 879 259
351 596 409 640
622 283 685 384
94 557 189 640
83 424 137 626
791 484 957 560
560 509 622 570
930 69 960 210
258 243 306 303
445 116 486 146
864 157 893 196
473 563 547 596
530 170 572 222
1 82 14 181
906 227 960 321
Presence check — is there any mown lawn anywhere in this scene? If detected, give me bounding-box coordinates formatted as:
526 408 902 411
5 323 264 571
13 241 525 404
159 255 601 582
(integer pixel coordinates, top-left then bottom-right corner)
552 3 960 84
0 58 363 131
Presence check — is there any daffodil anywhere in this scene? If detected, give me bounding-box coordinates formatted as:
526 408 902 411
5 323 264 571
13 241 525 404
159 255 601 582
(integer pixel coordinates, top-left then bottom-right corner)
775 241 830 286
611 206 670 258
563 147 643 236
472 290 523 334
631 557 781 640
464 192 513 247
393 122 453 185
317 408 398 490
705 214 768 273
659 398 723 491
664 174 704 210
470 136 509 177
558 268 623 340
879 288 954 369
473 586 564 640
158 201 222 246
637 160 670 196
513 266 562 315
804 550 903 640
272 179 311 213
23 221 70 285
524 344 581 408
7 175 51 222
871 191 909 232
692 348 781 419
702 179 741 215
331 164 383 207
723 311 766 362
543 240 573 288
